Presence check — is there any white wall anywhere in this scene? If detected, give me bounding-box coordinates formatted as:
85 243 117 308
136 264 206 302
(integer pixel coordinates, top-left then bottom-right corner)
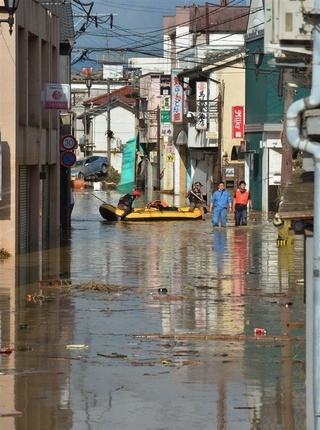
92 106 136 172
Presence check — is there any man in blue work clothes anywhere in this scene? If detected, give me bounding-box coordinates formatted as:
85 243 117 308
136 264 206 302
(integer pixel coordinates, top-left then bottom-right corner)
209 182 233 227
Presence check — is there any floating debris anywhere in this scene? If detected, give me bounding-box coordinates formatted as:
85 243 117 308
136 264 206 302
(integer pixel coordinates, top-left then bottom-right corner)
26 293 46 302
66 344 89 349
0 410 23 417
254 328 267 335
0 347 13 354
287 321 304 328
0 248 11 259
65 281 129 292
153 295 188 301
97 353 127 359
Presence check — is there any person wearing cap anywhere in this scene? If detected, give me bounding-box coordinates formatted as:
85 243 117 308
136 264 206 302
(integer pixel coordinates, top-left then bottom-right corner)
117 190 140 220
209 182 232 227
186 182 206 220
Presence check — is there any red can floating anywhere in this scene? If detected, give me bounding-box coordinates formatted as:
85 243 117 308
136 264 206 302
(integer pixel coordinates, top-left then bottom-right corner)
0 347 13 354
254 328 266 335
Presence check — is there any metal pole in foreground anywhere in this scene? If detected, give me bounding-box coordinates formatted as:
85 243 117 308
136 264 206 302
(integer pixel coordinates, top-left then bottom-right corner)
286 3 320 427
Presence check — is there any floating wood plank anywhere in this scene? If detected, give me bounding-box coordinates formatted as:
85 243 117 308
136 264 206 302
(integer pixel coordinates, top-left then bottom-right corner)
134 333 305 342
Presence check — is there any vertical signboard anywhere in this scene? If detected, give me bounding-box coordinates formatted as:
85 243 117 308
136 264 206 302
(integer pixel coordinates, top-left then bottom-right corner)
171 70 184 123
232 106 245 138
160 74 172 136
196 81 208 130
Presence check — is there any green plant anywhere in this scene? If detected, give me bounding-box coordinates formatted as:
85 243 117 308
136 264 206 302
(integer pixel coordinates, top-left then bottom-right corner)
106 166 121 184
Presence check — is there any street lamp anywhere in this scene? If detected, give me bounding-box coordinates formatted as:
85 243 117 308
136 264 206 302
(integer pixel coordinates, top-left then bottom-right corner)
85 76 93 97
252 45 264 78
0 0 20 35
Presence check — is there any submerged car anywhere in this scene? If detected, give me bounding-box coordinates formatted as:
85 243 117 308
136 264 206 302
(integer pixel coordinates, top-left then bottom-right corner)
71 155 109 180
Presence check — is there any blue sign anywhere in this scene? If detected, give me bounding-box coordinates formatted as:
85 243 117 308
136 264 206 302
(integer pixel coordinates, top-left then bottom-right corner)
61 151 76 167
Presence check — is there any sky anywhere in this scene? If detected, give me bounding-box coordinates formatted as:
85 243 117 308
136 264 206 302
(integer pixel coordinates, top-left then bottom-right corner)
71 0 249 73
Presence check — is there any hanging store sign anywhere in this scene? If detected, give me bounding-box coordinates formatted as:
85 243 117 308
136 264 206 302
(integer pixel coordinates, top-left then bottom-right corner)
161 110 171 123
160 95 170 112
44 84 70 109
160 124 173 136
232 106 244 138
196 81 208 130
160 75 171 95
171 70 184 123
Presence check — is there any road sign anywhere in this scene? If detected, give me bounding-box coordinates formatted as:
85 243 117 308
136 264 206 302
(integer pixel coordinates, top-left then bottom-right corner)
61 134 77 151
61 151 76 167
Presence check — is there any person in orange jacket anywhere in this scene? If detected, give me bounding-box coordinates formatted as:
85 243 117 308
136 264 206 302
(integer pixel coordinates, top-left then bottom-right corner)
233 181 253 226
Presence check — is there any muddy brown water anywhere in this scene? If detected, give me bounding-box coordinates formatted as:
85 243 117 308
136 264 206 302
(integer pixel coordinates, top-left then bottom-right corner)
0 189 306 429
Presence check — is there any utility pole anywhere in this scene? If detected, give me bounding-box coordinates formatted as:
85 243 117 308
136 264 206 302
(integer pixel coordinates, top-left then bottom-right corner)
217 93 222 184
156 105 161 190
107 78 111 164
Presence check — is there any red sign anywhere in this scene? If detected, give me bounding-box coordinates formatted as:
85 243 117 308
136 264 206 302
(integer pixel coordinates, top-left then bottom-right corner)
232 106 244 139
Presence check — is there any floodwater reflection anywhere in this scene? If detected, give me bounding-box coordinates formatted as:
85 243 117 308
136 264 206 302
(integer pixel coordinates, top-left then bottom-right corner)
0 189 306 429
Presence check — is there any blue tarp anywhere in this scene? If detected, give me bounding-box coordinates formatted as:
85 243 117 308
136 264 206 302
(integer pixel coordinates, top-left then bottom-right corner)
117 137 136 193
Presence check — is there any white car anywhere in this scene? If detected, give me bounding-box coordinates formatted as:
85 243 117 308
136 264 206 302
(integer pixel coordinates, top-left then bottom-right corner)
71 155 109 180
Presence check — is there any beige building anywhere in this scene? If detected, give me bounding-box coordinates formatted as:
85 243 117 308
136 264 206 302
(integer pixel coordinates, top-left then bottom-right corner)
0 0 74 255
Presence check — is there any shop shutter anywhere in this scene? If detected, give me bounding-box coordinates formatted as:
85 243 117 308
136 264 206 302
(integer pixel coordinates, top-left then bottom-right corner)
19 166 31 253
41 165 50 244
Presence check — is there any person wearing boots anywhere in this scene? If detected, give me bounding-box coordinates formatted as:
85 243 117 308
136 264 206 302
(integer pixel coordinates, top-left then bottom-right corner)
233 181 253 226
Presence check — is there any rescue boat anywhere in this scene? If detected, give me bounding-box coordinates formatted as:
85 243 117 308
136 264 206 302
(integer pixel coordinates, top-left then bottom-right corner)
99 201 203 222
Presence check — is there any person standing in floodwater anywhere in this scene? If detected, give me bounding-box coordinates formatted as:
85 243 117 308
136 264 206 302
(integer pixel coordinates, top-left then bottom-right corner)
209 182 232 227
233 181 253 226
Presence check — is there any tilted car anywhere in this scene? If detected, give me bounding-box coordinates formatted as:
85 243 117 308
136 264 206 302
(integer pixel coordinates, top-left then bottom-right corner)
71 155 109 180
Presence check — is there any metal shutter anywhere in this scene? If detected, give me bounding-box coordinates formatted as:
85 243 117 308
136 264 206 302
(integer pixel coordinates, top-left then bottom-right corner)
41 165 50 245
19 166 31 253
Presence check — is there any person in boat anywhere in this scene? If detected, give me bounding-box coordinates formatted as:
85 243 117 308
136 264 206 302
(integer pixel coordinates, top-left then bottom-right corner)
117 190 140 220
186 182 206 221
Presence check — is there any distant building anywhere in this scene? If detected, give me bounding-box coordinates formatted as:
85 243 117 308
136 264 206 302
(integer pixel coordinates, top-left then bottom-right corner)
77 85 137 172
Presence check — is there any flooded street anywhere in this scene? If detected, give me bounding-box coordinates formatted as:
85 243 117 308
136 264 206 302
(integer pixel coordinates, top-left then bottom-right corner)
0 189 306 429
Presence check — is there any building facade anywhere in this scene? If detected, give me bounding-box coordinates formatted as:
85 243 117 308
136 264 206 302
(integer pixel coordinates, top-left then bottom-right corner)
0 0 74 254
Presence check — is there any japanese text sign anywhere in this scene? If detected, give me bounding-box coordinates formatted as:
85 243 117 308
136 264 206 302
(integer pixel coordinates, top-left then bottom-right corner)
232 106 244 138
196 81 208 130
171 70 184 123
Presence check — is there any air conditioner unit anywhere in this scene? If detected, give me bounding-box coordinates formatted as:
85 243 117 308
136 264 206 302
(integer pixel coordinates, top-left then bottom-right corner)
265 0 313 56
278 0 313 43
